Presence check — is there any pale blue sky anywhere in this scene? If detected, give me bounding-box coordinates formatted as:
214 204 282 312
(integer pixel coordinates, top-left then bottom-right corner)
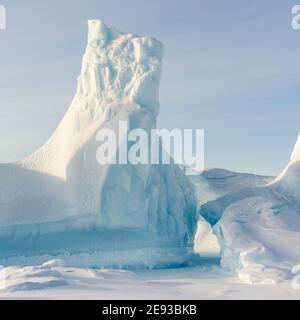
0 0 299 175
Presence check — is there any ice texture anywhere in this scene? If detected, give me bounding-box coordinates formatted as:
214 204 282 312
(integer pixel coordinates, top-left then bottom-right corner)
0 20 197 268
200 135 300 283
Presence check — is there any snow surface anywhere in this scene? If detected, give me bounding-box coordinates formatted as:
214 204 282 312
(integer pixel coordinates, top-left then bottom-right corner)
0 20 197 268
0 259 299 300
200 135 300 284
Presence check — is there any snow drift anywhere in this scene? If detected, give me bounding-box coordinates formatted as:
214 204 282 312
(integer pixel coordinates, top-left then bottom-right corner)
0 258 143 293
200 135 300 283
0 20 197 268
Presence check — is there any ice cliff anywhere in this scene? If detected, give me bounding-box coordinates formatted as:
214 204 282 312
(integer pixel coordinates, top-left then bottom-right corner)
0 20 197 268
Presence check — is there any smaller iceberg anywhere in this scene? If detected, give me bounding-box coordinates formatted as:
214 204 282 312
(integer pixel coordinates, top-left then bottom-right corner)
200 134 300 283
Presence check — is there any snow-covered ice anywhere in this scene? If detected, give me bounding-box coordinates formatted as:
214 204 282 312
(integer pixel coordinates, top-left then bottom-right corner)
0 259 299 300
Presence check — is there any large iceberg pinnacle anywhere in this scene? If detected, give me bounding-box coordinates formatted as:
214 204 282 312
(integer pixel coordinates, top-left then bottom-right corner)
0 21 197 268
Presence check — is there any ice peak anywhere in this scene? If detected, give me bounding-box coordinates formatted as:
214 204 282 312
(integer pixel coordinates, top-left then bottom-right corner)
88 19 108 32
290 133 300 164
87 19 120 45
78 20 163 115
273 133 300 184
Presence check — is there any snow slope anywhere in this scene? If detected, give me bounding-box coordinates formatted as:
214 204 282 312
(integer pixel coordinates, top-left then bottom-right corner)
191 168 272 209
200 135 300 284
0 20 197 268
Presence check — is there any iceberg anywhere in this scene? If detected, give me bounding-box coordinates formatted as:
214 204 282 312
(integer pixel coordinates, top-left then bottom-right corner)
0 20 197 268
200 135 300 283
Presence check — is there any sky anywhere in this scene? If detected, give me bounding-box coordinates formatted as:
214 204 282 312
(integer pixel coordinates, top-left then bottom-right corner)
0 0 299 175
